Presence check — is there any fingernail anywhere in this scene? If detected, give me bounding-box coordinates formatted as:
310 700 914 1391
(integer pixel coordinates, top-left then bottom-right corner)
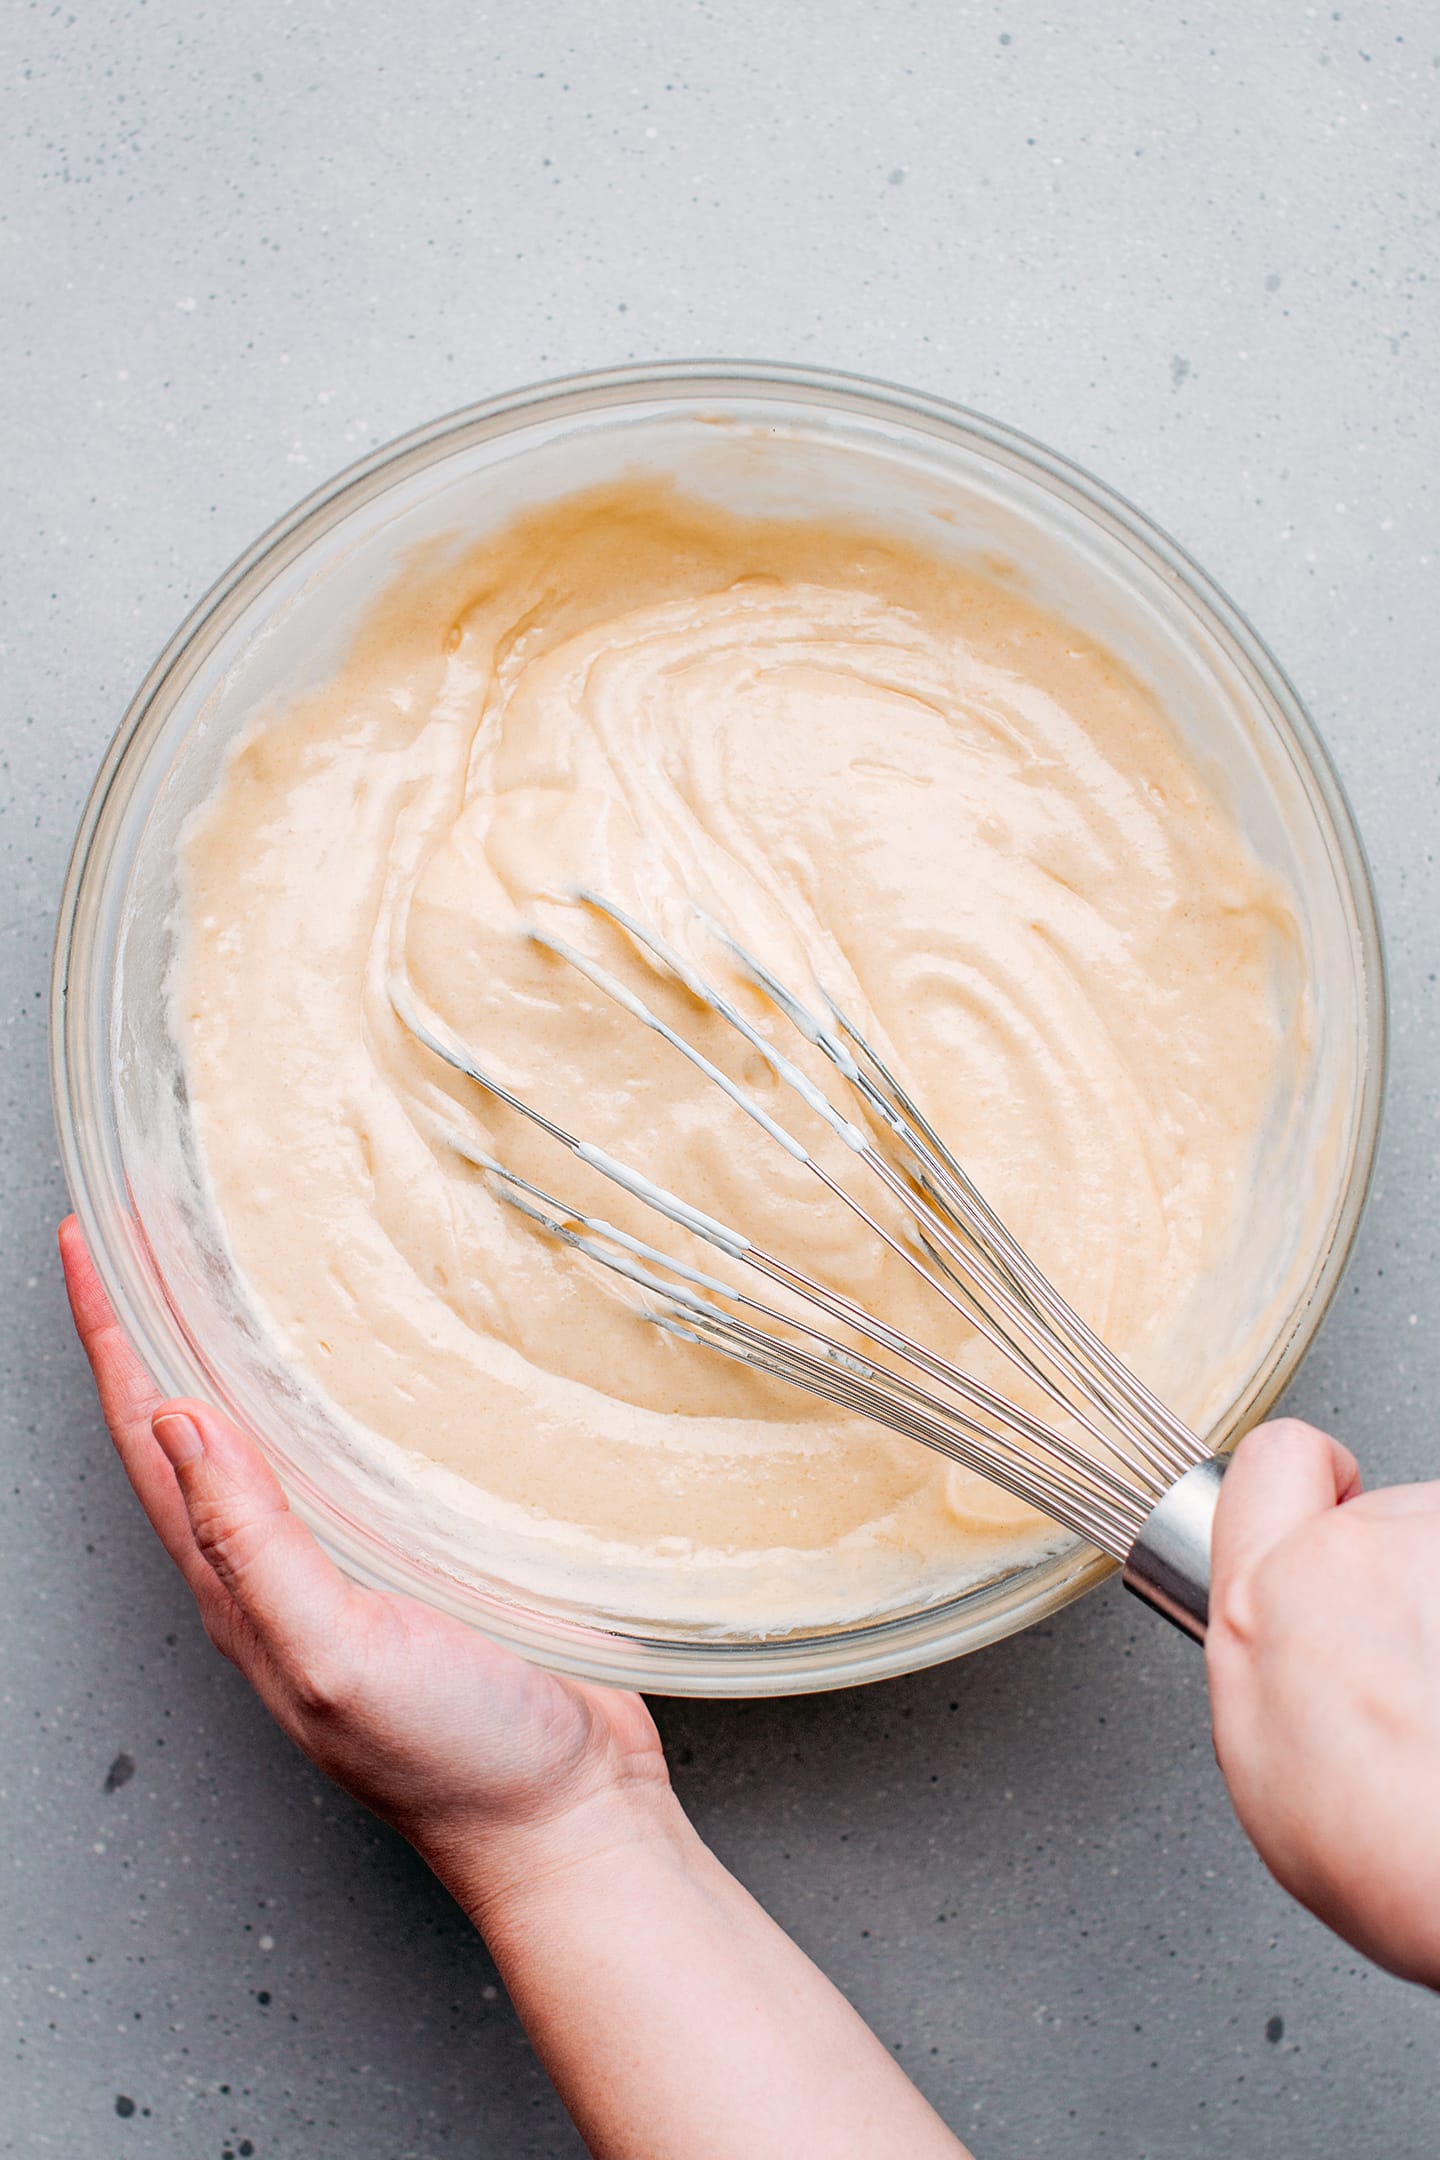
152 1411 204 1468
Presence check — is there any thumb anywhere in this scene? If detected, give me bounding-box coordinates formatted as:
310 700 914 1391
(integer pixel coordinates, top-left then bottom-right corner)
151 1398 364 1704
1210 1417 1362 1598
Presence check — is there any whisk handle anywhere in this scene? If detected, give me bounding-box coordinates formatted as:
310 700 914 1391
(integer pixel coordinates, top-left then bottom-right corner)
1122 1455 1227 1642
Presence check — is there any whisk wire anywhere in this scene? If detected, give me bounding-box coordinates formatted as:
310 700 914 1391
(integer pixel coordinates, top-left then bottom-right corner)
441 1108 1153 1535
389 891 1212 1570
454 1139 1150 1549
559 896 1191 1497
821 1003 1205 1473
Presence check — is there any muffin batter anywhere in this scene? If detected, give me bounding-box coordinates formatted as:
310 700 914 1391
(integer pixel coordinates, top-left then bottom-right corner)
177 481 1305 1633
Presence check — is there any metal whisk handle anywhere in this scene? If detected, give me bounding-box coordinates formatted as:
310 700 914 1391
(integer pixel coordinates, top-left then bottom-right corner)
1122 1455 1227 1641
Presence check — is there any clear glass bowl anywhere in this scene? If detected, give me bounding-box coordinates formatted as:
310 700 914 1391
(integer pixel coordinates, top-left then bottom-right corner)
51 362 1386 1696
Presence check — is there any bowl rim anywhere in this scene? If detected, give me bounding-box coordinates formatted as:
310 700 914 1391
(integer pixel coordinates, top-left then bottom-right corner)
50 357 1389 1694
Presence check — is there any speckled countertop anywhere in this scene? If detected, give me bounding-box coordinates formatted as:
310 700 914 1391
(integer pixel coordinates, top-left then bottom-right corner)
3 4 1438 2154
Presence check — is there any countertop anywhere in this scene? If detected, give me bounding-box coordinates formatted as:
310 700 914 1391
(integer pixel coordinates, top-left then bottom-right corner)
4 3 1437 2153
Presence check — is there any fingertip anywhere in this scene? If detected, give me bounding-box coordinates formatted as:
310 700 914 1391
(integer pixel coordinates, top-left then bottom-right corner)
152 1407 204 1469
57 1214 94 1290
155 1398 289 1504
58 1216 106 1326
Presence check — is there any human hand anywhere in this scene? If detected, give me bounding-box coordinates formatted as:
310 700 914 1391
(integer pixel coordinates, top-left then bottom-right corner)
58 1217 670 1912
62 1216 977 2159
1207 1417 1440 1989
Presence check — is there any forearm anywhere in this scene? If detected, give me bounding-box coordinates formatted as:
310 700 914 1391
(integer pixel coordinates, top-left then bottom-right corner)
435 1787 972 2160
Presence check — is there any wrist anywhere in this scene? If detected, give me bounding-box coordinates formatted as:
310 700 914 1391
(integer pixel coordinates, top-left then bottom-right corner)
418 1772 698 1941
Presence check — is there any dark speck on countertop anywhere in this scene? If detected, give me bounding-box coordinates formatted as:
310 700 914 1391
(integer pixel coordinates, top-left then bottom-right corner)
103 1751 136 1793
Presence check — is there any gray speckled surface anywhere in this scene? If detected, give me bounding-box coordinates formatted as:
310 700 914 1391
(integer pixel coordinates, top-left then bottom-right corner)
4 2 1438 2153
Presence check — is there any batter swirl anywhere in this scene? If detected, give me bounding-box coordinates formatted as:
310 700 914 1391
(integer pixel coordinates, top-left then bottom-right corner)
178 483 1304 1632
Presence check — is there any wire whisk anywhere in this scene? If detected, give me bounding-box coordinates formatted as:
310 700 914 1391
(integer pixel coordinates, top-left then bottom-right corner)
391 891 1227 1638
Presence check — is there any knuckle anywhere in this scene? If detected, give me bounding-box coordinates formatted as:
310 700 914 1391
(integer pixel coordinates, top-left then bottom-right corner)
1246 1414 1323 1455
188 1501 288 1613
285 1636 358 1722
1207 1566 1258 1648
187 1496 256 1585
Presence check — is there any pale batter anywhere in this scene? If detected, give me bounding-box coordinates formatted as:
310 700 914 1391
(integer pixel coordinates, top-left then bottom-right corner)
177 482 1306 1633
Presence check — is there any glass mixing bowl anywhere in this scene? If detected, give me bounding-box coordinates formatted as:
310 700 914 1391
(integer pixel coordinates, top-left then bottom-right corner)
51 362 1385 1696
